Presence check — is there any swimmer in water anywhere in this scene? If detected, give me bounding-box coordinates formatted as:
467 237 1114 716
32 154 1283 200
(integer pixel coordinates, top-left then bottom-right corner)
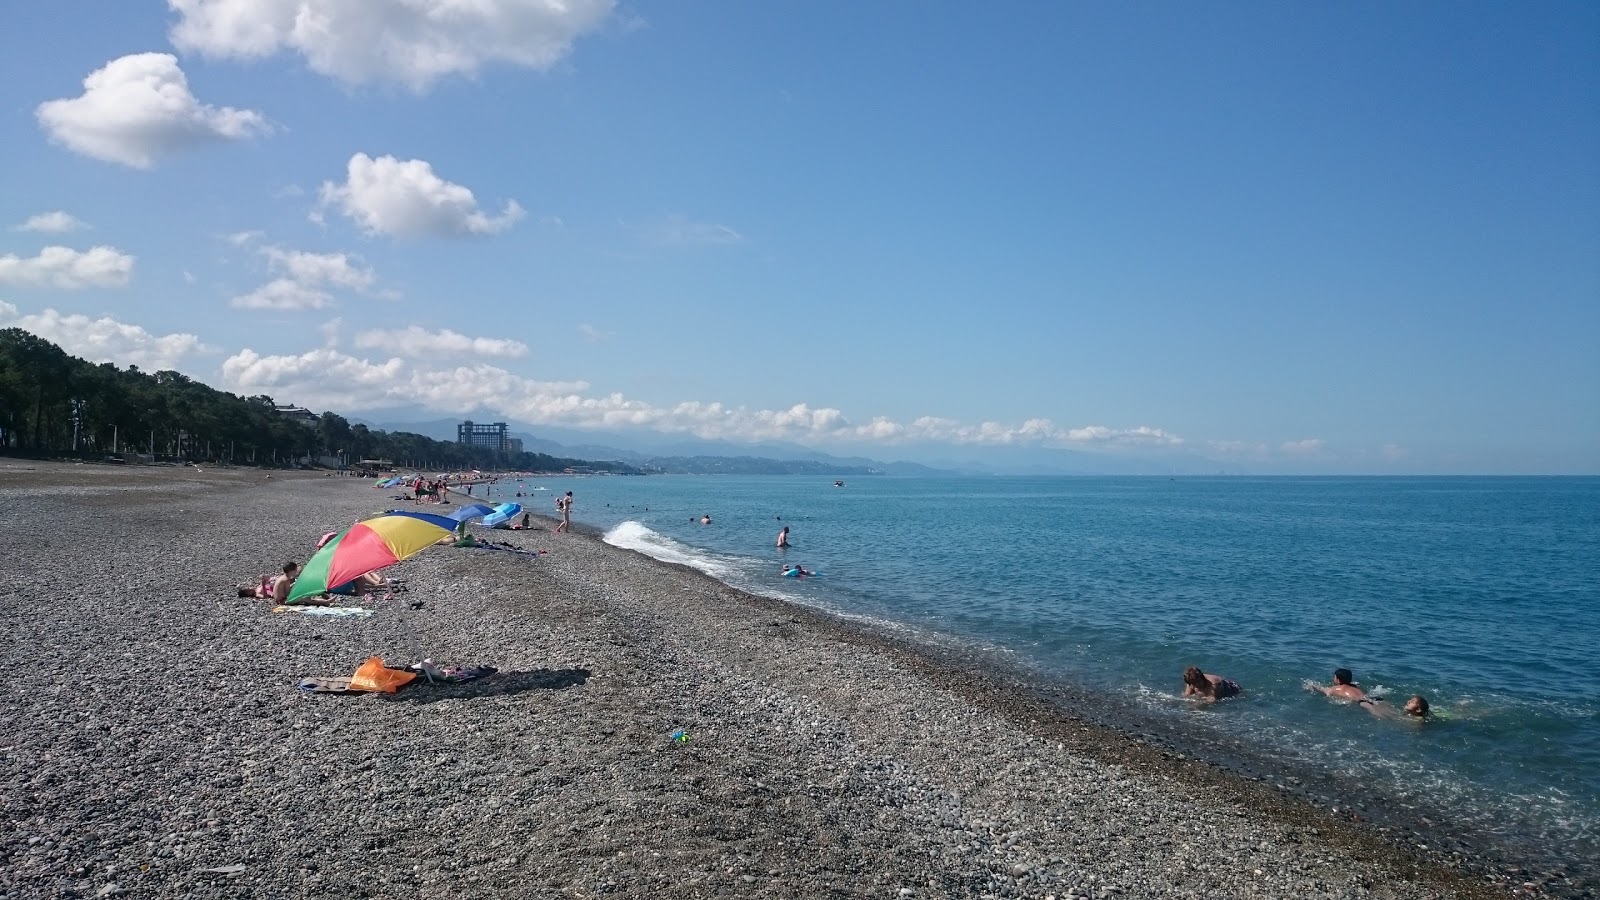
783 564 810 577
776 525 790 548
1360 694 1430 721
1181 666 1242 702
1310 668 1367 702
701 514 712 525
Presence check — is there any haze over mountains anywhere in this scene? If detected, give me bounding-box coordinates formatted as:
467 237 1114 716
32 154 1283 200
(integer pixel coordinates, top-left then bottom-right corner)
362 417 1232 476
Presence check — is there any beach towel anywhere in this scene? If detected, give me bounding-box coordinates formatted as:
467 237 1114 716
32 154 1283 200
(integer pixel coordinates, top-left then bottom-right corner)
272 605 374 617
297 677 356 694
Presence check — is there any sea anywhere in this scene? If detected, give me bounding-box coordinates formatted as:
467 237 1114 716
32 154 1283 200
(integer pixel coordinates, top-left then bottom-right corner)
481 474 1599 879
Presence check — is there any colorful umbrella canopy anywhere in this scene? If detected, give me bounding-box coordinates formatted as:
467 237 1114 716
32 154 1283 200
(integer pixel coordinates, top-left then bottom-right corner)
446 503 496 523
482 502 523 528
288 510 456 603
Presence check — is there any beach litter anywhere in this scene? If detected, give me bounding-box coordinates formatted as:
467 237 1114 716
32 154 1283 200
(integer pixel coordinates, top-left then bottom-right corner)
273 605 373 617
670 728 691 743
200 864 246 876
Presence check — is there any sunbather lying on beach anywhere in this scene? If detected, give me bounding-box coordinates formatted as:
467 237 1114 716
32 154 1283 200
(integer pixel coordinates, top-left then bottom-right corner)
239 562 299 601
1181 666 1242 701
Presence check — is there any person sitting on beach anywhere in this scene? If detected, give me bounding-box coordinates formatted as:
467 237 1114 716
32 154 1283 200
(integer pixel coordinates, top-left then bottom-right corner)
1310 668 1368 702
776 525 790 548
1181 666 1241 702
269 562 301 604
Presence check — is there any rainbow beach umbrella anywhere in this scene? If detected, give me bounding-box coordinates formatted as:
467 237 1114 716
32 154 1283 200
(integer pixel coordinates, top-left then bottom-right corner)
287 510 456 603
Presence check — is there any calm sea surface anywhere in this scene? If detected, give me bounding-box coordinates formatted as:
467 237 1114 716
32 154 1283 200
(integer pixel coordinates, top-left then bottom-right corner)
481 475 1600 871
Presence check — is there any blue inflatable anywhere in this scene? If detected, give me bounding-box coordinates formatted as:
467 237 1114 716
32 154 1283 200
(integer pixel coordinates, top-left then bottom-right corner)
482 502 523 529
783 567 821 578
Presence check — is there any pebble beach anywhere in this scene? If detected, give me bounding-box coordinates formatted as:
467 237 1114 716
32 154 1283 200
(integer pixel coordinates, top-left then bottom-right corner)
0 462 1522 899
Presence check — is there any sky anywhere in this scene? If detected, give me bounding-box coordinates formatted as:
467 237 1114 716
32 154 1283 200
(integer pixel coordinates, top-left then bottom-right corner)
1 1 1596 474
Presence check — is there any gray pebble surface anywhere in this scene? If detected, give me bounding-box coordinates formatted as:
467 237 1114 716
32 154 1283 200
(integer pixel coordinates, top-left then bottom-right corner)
0 462 1515 899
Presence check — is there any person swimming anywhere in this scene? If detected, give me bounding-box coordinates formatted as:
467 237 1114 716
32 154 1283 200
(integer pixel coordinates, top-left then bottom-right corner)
1310 668 1367 702
776 525 790 548
1359 694 1431 721
1181 666 1242 702
783 564 810 577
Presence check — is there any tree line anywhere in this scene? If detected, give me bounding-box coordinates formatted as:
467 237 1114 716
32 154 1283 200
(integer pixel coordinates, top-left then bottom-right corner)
0 328 638 473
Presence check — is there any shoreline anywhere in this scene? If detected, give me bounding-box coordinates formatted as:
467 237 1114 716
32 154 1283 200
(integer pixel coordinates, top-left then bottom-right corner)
0 461 1557 898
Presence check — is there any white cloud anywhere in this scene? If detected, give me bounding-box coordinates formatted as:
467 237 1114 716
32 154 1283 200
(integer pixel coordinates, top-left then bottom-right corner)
260 246 376 292
645 214 743 246
231 278 332 310
1381 443 1408 462
0 301 208 370
36 53 269 169
230 244 381 310
220 344 1186 450
15 212 87 233
578 323 612 343
0 246 135 289
168 0 615 91
224 230 263 246
319 154 525 238
353 326 528 359
1280 438 1326 455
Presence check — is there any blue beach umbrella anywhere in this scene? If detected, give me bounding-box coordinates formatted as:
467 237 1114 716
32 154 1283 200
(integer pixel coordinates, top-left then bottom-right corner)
446 503 496 523
482 502 522 528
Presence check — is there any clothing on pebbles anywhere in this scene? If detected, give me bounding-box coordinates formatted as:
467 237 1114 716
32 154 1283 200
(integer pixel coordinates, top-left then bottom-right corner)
0 461 1515 899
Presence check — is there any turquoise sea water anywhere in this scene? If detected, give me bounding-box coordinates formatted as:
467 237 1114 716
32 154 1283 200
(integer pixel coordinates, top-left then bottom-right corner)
483 475 1599 873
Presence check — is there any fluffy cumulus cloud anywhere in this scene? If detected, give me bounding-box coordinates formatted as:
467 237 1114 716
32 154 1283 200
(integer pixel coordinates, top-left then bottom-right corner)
36 53 269 169
231 245 380 310
353 326 528 359
168 0 615 91
220 345 1187 449
319 154 524 238
0 302 207 370
260 247 375 293
15 212 87 233
231 278 333 310
0 246 135 289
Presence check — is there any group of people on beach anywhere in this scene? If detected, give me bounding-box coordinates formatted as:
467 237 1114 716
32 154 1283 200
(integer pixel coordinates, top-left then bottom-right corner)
1181 665 1431 721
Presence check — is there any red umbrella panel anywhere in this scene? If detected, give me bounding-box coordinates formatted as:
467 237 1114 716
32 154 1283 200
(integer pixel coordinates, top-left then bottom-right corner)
288 510 455 603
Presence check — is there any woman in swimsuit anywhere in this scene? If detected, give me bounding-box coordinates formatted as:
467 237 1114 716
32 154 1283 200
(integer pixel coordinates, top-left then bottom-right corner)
1182 666 1242 702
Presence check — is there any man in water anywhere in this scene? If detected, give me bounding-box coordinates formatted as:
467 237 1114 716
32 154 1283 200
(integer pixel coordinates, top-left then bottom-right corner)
776 525 790 548
1181 666 1241 702
1311 668 1367 702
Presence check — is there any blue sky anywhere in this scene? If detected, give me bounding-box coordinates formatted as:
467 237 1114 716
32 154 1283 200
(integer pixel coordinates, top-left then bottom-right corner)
1 1 1595 473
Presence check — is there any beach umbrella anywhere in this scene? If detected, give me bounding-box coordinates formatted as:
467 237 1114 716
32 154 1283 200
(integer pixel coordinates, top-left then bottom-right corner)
482 502 522 528
446 503 495 523
288 510 457 604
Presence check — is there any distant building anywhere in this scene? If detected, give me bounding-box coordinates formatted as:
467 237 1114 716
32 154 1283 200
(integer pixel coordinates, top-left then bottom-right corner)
506 438 524 455
458 420 512 453
275 405 319 425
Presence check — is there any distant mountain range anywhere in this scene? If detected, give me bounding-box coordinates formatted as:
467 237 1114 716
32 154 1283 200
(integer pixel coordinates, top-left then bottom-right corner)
354 417 946 475
352 416 1235 476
